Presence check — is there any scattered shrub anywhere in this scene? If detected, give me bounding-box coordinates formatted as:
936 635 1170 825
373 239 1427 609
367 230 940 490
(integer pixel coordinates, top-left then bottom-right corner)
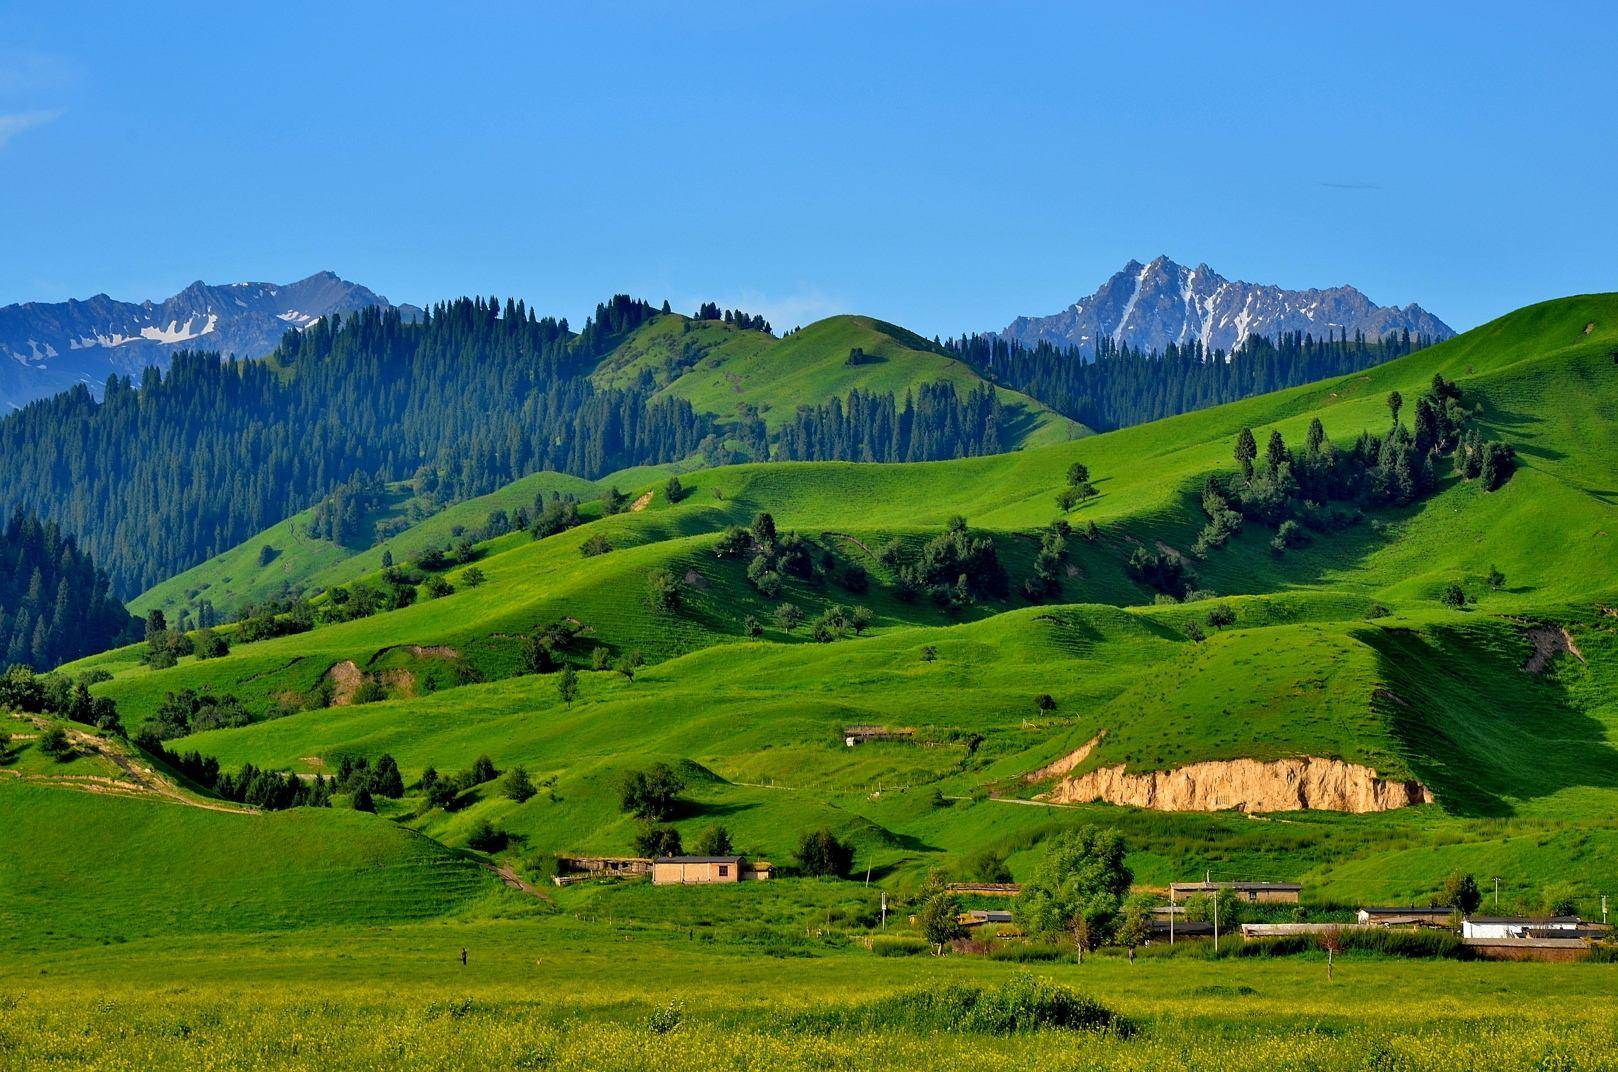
467 819 507 852
794 973 1128 1035
795 829 854 878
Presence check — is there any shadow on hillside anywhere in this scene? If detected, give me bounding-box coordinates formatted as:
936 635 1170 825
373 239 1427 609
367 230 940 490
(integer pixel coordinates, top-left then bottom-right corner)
1364 624 1618 818
1477 404 1568 463
684 798 758 820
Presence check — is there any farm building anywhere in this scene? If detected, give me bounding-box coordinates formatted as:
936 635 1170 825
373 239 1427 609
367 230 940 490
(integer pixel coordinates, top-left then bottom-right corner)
650 856 772 886
1357 906 1458 928
1459 918 1609 961
1461 916 1583 940
962 910 1015 926
1170 880 1301 904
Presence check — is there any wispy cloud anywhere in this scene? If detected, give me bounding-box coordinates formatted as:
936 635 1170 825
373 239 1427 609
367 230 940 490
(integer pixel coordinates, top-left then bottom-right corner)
1317 180 1382 190
0 108 66 150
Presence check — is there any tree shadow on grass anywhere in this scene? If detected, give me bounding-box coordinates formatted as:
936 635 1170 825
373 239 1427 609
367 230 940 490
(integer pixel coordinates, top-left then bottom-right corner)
683 798 758 819
1363 624 1618 818
1476 404 1567 462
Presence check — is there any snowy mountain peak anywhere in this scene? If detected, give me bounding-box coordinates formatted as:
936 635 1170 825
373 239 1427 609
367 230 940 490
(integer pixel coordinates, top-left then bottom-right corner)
1004 257 1453 356
0 273 416 410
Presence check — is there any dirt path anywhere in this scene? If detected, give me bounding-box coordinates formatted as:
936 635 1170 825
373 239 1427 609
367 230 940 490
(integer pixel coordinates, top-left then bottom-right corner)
486 862 555 905
821 531 877 559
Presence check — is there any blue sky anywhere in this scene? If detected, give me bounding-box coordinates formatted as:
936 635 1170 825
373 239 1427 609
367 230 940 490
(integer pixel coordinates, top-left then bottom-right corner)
1 1 1613 336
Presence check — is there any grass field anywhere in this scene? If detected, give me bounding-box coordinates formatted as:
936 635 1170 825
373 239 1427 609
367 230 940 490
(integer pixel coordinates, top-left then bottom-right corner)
5 919 1618 1071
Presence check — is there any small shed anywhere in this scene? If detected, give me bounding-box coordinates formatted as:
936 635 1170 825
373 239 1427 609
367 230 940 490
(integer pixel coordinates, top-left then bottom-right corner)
843 725 915 747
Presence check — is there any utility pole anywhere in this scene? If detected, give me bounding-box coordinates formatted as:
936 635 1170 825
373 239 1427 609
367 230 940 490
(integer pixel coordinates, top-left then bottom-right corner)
1213 892 1220 954
1603 894 1608 925
1170 885 1176 945
1493 876 1500 909
880 892 887 929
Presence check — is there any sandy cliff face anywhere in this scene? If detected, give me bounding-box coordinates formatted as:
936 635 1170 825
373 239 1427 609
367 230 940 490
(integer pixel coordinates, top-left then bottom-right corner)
1037 755 1431 813
1023 734 1103 783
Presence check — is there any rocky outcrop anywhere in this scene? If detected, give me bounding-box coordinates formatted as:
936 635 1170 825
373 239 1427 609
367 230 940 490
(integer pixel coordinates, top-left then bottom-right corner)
1522 625 1583 674
1038 755 1431 813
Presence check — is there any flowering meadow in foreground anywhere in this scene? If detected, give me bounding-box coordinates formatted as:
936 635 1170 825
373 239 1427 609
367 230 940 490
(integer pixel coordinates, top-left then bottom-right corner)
4 994 1616 1072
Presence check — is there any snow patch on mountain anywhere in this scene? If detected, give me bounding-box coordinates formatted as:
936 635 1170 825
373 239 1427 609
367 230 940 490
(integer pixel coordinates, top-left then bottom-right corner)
1002 256 1453 357
0 272 417 409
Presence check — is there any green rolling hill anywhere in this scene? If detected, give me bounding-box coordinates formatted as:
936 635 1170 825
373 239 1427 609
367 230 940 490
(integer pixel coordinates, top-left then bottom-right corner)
132 469 614 622
9 291 1618 945
132 311 1080 625
592 311 1085 445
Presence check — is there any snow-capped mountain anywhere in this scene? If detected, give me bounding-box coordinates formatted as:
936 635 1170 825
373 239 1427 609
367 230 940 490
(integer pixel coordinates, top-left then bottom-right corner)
0 272 417 409
1001 257 1453 356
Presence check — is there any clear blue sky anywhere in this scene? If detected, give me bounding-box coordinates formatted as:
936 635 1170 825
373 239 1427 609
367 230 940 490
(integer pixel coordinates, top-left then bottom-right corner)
2 1 1613 336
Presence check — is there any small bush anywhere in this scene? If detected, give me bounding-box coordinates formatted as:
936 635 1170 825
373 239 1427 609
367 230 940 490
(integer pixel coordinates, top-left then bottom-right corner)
467 819 507 852
795 828 854 878
795 973 1127 1035
645 1001 684 1035
1222 929 1467 960
986 942 1070 963
38 725 72 758
867 936 928 957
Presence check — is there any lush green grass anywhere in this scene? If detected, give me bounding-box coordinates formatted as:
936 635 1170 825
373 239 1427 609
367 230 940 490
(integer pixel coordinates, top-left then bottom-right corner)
5 920 1618 1071
0 779 503 951
132 469 606 621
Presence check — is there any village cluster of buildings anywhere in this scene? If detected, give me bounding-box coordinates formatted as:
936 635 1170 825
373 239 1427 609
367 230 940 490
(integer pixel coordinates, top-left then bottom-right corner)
550 859 1607 960
957 877 1610 960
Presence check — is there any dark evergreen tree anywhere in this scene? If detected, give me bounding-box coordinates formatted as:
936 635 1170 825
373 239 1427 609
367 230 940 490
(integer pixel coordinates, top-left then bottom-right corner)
0 512 136 670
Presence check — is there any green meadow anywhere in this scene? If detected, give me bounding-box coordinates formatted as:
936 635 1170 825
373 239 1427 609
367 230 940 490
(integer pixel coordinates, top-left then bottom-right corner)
6 918 1618 1071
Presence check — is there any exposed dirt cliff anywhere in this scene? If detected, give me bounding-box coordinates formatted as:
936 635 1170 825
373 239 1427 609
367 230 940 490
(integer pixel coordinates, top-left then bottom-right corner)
1037 755 1431 813
1023 734 1102 783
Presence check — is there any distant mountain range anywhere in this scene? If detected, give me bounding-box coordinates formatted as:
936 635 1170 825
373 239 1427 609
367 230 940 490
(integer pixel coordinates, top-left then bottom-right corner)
1001 256 1454 356
0 272 416 409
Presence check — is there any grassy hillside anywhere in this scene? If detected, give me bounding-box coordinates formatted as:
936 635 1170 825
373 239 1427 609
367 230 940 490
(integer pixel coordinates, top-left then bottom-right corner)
22 292 1618 941
132 469 608 621
592 312 1085 446
0 779 501 951
132 310 1083 622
